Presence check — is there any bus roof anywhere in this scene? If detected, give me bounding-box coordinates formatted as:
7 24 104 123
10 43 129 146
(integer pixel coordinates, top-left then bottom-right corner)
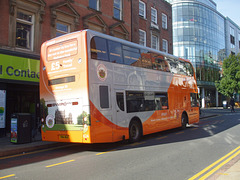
44 29 191 63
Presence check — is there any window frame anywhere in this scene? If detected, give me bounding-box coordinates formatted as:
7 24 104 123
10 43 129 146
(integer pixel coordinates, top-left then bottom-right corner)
89 0 100 11
151 7 157 24
126 91 169 113
139 0 146 19
139 29 146 47
15 10 34 51
113 0 123 20
162 39 168 53
151 34 159 50
162 13 168 29
56 22 70 37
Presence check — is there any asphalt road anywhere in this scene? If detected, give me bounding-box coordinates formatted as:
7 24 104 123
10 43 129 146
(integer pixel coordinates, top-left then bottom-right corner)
1 110 240 180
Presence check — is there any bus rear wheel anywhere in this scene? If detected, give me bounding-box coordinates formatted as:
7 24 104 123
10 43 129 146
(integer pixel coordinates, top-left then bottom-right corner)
129 120 142 143
181 113 188 129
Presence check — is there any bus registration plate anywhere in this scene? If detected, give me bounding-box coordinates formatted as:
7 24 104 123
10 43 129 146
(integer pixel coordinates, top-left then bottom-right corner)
59 135 69 139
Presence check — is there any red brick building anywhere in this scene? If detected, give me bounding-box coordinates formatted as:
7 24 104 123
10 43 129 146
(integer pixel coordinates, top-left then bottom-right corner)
132 0 172 54
0 0 173 137
0 0 132 137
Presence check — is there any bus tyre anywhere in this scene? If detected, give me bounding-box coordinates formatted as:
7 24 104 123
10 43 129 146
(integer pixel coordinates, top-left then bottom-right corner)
181 114 187 129
129 120 142 143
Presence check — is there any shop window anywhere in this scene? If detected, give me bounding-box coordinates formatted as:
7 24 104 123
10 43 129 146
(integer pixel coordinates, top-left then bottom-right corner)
113 0 122 20
16 11 34 50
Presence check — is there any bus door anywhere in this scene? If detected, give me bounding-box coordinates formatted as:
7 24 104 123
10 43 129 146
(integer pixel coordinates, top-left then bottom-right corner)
188 93 199 123
113 90 128 141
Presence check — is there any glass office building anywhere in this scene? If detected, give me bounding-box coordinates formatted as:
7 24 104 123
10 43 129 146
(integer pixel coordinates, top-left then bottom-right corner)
166 0 226 107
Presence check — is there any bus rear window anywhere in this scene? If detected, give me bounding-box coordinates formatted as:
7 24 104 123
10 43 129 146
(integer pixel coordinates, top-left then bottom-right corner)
47 39 78 61
48 76 75 85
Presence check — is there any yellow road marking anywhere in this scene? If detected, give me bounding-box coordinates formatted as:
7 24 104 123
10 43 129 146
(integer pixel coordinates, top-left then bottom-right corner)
129 142 145 147
96 149 116 156
0 174 15 179
189 146 240 180
199 149 240 180
217 173 229 176
157 136 168 140
0 144 75 160
176 132 184 135
191 128 198 131
46 160 75 168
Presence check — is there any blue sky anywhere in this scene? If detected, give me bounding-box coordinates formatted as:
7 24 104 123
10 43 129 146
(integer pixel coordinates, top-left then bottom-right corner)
214 0 240 26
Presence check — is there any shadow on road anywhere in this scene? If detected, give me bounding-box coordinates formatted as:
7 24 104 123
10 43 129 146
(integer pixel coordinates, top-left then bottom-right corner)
1 111 240 170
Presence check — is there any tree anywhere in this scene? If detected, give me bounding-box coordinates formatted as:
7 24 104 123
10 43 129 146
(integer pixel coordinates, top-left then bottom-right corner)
215 54 240 97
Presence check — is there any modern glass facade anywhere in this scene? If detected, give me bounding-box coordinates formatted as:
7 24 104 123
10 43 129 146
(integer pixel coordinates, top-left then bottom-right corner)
166 0 226 107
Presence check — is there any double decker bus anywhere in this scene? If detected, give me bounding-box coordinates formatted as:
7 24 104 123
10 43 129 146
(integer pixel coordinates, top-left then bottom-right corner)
40 29 199 143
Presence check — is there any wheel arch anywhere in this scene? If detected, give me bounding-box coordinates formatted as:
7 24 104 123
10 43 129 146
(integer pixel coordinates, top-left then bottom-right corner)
182 111 189 124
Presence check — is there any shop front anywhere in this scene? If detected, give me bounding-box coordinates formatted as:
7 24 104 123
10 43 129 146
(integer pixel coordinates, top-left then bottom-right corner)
0 50 40 138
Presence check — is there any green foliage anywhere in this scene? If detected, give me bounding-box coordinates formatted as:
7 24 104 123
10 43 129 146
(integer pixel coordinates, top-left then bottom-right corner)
77 111 90 125
215 54 240 97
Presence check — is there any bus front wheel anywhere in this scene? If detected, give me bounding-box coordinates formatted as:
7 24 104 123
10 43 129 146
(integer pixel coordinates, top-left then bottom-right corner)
129 120 142 142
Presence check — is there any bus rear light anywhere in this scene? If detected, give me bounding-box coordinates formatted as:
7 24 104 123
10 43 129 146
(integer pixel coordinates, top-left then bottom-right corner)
47 104 52 107
72 102 78 105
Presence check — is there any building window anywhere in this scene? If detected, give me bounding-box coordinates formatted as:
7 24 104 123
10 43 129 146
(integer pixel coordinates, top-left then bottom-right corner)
139 0 146 19
50 2 80 39
89 0 100 11
230 26 235 46
151 7 157 24
239 33 240 49
16 11 34 50
56 22 70 37
139 29 146 46
114 0 122 20
162 39 168 53
151 34 159 50
162 13 167 29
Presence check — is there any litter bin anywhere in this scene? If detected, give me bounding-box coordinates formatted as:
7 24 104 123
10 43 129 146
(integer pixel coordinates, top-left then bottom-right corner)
11 113 32 144
223 100 227 109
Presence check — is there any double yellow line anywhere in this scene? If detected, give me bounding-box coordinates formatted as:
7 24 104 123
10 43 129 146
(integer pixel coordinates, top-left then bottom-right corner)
189 145 240 180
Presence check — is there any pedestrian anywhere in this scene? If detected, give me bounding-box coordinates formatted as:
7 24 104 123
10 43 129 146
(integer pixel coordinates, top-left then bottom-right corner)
230 97 235 112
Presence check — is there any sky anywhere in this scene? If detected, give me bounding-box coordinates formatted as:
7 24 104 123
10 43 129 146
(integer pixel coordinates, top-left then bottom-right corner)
214 0 240 27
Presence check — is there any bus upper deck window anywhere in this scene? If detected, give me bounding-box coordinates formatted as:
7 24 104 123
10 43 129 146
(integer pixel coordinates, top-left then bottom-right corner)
90 37 108 61
108 40 123 64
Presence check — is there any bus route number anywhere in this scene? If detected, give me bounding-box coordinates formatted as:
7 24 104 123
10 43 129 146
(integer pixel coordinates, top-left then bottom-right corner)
51 61 60 71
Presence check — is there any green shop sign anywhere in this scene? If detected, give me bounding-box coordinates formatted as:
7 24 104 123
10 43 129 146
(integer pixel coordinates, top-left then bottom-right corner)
0 54 39 82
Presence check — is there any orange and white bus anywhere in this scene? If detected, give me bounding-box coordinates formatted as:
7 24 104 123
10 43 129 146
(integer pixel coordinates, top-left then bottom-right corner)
40 29 199 143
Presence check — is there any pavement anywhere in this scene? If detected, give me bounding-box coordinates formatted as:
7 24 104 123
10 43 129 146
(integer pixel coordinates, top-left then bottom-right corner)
0 108 239 179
